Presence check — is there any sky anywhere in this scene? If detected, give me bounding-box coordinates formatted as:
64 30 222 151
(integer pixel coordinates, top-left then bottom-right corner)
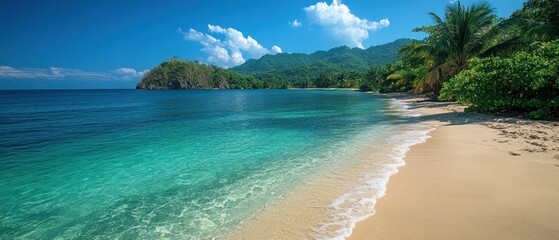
0 0 525 89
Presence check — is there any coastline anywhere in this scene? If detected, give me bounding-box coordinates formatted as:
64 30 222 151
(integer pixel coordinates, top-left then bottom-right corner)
226 94 559 239
228 93 436 239
349 94 559 239
228 92 559 239
287 88 359 91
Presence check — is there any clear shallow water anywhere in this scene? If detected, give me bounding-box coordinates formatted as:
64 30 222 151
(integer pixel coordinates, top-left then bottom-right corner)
0 89 397 239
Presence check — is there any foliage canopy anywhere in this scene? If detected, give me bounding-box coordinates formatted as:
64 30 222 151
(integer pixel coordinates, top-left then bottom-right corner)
439 40 559 119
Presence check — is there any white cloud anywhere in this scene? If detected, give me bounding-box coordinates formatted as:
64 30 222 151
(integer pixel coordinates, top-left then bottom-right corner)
304 0 390 48
208 24 226 34
49 67 62 76
0 66 51 78
271 45 282 54
449 0 458 3
116 68 149 78
179 25 282 68
290 19 302 27
0 65 148 80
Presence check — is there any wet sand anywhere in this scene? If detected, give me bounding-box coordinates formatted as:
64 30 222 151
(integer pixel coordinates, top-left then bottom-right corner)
229 93 559 239
349 95 559 239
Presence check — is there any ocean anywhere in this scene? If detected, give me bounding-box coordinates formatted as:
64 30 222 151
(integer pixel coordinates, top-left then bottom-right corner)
0 89 431 239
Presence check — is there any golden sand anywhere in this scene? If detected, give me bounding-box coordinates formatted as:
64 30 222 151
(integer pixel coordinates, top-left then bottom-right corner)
230 94 559 239
350 95 559 239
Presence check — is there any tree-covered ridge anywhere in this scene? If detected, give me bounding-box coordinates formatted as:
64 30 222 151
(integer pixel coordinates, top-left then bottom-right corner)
136 58 264 90
231 38 412 75
137 39 411 90
136 57 374 90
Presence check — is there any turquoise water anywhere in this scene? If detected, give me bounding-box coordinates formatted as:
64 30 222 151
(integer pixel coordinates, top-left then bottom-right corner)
0 89 394 239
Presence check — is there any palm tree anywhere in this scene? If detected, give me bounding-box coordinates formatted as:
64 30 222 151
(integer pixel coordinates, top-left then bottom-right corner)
385 40 427 91
414 1 498 96
481 0 559 56
513 0 559 42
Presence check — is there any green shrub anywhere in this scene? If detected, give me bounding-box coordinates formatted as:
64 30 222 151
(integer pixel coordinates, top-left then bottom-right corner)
439 40 559 119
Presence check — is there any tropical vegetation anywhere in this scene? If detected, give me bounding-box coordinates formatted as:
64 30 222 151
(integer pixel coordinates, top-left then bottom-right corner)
138 39 410 90
231 38 410 88
365 0 559 118
439 40 559 119
136 58 264 90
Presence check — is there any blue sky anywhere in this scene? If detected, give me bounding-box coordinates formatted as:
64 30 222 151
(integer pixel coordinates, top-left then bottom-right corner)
0 0 524 89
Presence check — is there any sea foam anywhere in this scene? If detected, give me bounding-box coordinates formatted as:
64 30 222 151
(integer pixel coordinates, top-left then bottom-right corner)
313 98 436 240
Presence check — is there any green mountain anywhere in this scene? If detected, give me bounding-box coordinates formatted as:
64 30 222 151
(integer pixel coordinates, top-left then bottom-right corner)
136 39 412 90
136 58 263 90
231 38 412 75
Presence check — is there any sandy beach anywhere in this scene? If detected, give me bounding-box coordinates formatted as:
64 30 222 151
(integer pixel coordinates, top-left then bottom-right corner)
230 93 559 239
350 94 559 239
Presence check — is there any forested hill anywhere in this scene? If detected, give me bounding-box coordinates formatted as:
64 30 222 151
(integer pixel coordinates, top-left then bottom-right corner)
136 58 263 90
136 39 412 90
231 38 412 75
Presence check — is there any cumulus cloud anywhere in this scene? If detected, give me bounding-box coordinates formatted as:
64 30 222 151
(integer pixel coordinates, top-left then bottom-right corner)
271 45 282 54
179 25 282 68
116 68 149 78
304 0 390 48
208 24 226 33
290 19 302 27
0 65 148 80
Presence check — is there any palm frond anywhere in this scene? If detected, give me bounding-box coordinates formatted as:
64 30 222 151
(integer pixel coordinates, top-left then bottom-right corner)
480 37 523 57
414 62 454 94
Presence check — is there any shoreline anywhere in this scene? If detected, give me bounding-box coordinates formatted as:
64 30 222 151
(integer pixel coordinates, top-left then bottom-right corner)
349 94 559 239
287 88 359 91
228 92 559 239
228 94 436 239
226 93 559 239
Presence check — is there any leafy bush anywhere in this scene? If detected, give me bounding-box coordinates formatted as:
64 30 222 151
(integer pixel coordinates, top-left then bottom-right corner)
439 40 559 119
